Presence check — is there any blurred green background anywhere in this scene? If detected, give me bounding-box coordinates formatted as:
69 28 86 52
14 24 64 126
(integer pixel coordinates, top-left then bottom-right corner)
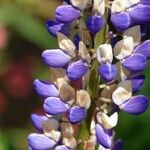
0 0 149 150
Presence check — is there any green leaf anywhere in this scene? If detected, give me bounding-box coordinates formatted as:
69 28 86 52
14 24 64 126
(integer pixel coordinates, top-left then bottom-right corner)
0 4 57 49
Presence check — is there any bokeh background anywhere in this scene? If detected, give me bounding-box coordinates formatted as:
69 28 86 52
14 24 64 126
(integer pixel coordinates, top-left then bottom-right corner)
0 0 149 150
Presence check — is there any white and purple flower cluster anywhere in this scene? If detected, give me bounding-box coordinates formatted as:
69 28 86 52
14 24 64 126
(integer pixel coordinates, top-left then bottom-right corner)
28 0 150 150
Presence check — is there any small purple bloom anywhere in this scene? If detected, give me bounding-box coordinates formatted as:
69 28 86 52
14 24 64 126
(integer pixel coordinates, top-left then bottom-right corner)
122 54 147 73
42 49 71 68
74 34 81 49
44 97 69 115
68 106 87 124
134 39 150 59
28 133 56 150
33 79 59 98
31 114 47 131
140 0 150 5
127 74 145 93
95 124 112 149
55 145 71 150
128 4 150 23
46 20 69 37
99 63 117 82
120 95 148 115
113 139 123 150
55 5 81 23
86 15 105 34
67 60 88 80
111 12 132 31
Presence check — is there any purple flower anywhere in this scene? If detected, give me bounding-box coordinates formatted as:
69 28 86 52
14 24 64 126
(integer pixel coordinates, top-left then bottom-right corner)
122 54 147 73
134 39 150 59
112 139 123 150
99 63 117 82
127 74 145 93
28 133 56 149
111 12 132 31
42 49 71 68
55 5 81 23
68 106 87 124
95 124 112 148
46 20 69 37
67 60 88 80
44 97 69 115
33 79 59 98
128 4 150 23
120 95 148 115
31 114 48 132
86 15 105 34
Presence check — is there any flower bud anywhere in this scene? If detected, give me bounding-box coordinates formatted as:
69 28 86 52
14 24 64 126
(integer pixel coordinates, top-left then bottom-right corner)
44 97 69 115
55 5 81 22
28 134 56 150
42 49 71 68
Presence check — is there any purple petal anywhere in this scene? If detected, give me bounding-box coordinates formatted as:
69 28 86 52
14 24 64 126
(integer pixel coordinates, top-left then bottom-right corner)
33 79 59 98
134 39 150 59
122 54 147 73
46 20 69 37
67 60 88 80
55 5 81 22
128 4 150 23
74 34 81 49
140 24 147 37
55 145 71 150
95 124 112 149
99 63 117 82
44 97 69 115
28 133 56 150
127 74 145 93
140 0 150 5
120 95 148 115
42 49 71 68
113 139 123 150
86 15 105 34
31 114 47 131
68 106 87 124
111 12 132 31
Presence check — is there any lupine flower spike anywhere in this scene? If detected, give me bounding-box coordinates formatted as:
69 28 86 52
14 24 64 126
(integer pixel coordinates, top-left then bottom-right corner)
28 0 150 149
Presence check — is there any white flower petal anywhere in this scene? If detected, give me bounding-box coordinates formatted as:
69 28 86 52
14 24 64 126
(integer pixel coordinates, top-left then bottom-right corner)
123 25 141 46
57 32 76 57
45 130 61 142
111 0 127 14
113 36 134 60
96 44 113 63
97 112 118 129
93 0 105 16
71 0 88 10
63 137 77 149
112 81 132 106
126 0 140 8
61 122 74 138
76 90 91 109
59 83 75 102
79 41 91 63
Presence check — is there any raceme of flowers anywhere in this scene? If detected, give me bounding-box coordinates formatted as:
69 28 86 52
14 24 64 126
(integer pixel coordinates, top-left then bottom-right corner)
28 0 150 150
